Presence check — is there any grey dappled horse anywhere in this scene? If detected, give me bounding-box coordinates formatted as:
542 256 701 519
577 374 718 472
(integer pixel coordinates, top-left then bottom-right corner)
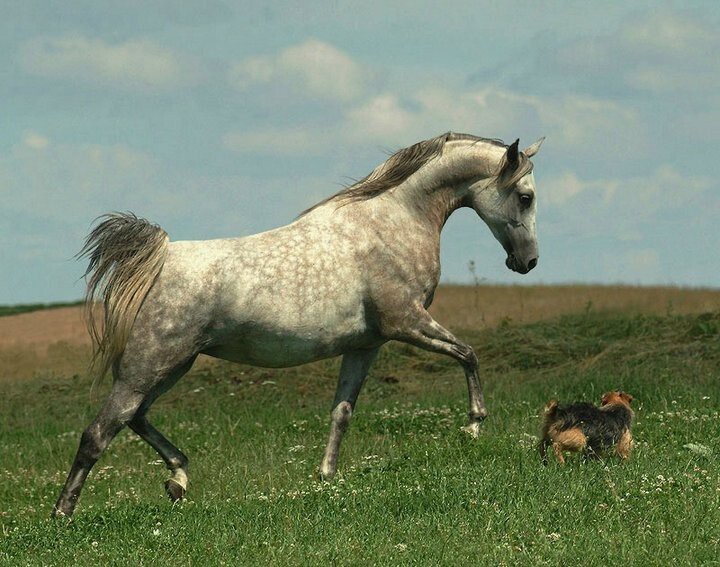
53 132 543 517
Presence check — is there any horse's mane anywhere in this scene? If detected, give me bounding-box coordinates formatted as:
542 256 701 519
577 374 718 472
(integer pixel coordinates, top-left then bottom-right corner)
299 132 512 216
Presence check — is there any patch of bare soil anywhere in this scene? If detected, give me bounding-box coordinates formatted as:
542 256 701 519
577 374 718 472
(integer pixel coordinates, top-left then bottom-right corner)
0 307 91 380
0 307 89 351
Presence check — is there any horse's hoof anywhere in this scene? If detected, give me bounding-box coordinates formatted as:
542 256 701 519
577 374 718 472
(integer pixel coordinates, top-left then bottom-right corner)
317 469 335 482
50 506 73 521
461 421 482 438
165 479 186 502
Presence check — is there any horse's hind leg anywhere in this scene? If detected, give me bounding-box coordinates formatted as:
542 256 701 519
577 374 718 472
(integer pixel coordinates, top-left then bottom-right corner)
319 347 379 479
52 382 144 518
53 343 197 518
128 415 189 502
126 356 197 502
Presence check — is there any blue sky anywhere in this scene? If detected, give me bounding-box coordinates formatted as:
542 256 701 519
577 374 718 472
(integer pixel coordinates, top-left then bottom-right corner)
2 1 719 303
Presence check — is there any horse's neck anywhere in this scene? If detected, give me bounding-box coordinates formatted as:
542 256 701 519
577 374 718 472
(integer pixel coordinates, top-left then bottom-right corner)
393 141 500 234
391 175 469 237
408 185 464 233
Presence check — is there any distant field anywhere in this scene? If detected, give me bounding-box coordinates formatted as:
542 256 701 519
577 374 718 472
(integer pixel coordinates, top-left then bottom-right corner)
1 295 719 564
431 284 720 329
1 284 719 381
0 301 83 318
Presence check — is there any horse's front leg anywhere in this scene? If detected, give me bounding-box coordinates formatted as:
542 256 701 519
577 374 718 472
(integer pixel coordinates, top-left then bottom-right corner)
319 347 380 479
393 306 487 437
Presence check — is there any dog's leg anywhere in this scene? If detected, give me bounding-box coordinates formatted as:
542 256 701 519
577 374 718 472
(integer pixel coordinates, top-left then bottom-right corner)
539 437 551 465
616 430 633 460
551 428 587 465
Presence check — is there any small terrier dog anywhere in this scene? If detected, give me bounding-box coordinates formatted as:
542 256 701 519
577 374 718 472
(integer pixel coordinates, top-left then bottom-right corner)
539 391 634 465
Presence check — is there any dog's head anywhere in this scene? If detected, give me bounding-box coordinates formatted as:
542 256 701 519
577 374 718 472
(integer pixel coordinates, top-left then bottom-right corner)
601 391 634 408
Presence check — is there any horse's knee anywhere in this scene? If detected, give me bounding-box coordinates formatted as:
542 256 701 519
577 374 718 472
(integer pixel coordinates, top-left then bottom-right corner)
457 344 478 371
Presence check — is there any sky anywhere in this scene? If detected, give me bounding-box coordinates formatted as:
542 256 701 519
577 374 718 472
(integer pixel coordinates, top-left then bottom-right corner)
2 1 719 303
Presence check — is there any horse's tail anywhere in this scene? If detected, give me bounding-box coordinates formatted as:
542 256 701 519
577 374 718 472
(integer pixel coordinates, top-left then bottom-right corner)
78 212 169 382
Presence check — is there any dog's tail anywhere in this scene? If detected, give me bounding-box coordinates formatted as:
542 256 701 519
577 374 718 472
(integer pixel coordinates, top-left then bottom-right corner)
543 399 559 419
539 399 559 465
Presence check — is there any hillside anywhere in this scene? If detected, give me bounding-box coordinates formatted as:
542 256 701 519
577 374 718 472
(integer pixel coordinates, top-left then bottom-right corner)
2 309 719 564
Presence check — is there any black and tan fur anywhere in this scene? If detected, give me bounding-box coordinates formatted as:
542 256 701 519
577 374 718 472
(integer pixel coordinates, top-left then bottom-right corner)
539 391 634 465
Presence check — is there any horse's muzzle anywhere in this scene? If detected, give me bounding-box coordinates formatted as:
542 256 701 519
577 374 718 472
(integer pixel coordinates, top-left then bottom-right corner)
506 254 538 274
503 222 538 274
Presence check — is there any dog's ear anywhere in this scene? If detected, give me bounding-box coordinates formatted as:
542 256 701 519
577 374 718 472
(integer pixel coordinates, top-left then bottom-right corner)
620 392 634 404
601 392 611 406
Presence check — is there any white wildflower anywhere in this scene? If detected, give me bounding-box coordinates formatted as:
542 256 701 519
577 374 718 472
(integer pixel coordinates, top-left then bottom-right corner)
684 443 712 457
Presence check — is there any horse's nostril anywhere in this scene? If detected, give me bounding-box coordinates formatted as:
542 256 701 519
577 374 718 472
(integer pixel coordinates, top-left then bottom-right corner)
528 258 538 270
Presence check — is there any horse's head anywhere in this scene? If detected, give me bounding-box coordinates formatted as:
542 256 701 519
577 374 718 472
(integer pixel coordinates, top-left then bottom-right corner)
468 138 544 275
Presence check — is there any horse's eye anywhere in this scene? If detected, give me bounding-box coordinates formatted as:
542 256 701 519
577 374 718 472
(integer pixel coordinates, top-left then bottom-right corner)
519 193 533 206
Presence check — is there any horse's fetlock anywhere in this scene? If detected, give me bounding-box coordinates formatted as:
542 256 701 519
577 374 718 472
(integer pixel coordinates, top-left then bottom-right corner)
468 408 488 421
466 349 479 367
167 455 188 471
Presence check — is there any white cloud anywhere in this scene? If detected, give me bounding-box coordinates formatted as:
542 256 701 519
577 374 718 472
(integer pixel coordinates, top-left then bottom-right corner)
221 94 418 156
542 165 712 211
539 164 717 258
222 78 639 160
539 171 586 206
227 39 368 102
219 32 643 160
621 11 714 54
19 35 200 91
547 11 720 94
345 95 415 143
470 88 642 153
22 131 50 150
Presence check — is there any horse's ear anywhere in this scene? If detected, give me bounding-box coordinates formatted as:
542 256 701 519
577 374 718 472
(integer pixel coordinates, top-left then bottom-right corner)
505 139 520 170
523 137 545 158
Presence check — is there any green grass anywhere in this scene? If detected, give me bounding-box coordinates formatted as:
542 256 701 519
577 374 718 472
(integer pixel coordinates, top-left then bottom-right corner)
2 312 720 565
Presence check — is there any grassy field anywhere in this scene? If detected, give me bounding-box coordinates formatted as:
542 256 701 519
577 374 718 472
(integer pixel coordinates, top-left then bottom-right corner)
1 307 720 564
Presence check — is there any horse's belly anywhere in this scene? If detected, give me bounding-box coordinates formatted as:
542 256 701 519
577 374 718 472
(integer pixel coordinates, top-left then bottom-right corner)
203 328 376 367
202 307 379 368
